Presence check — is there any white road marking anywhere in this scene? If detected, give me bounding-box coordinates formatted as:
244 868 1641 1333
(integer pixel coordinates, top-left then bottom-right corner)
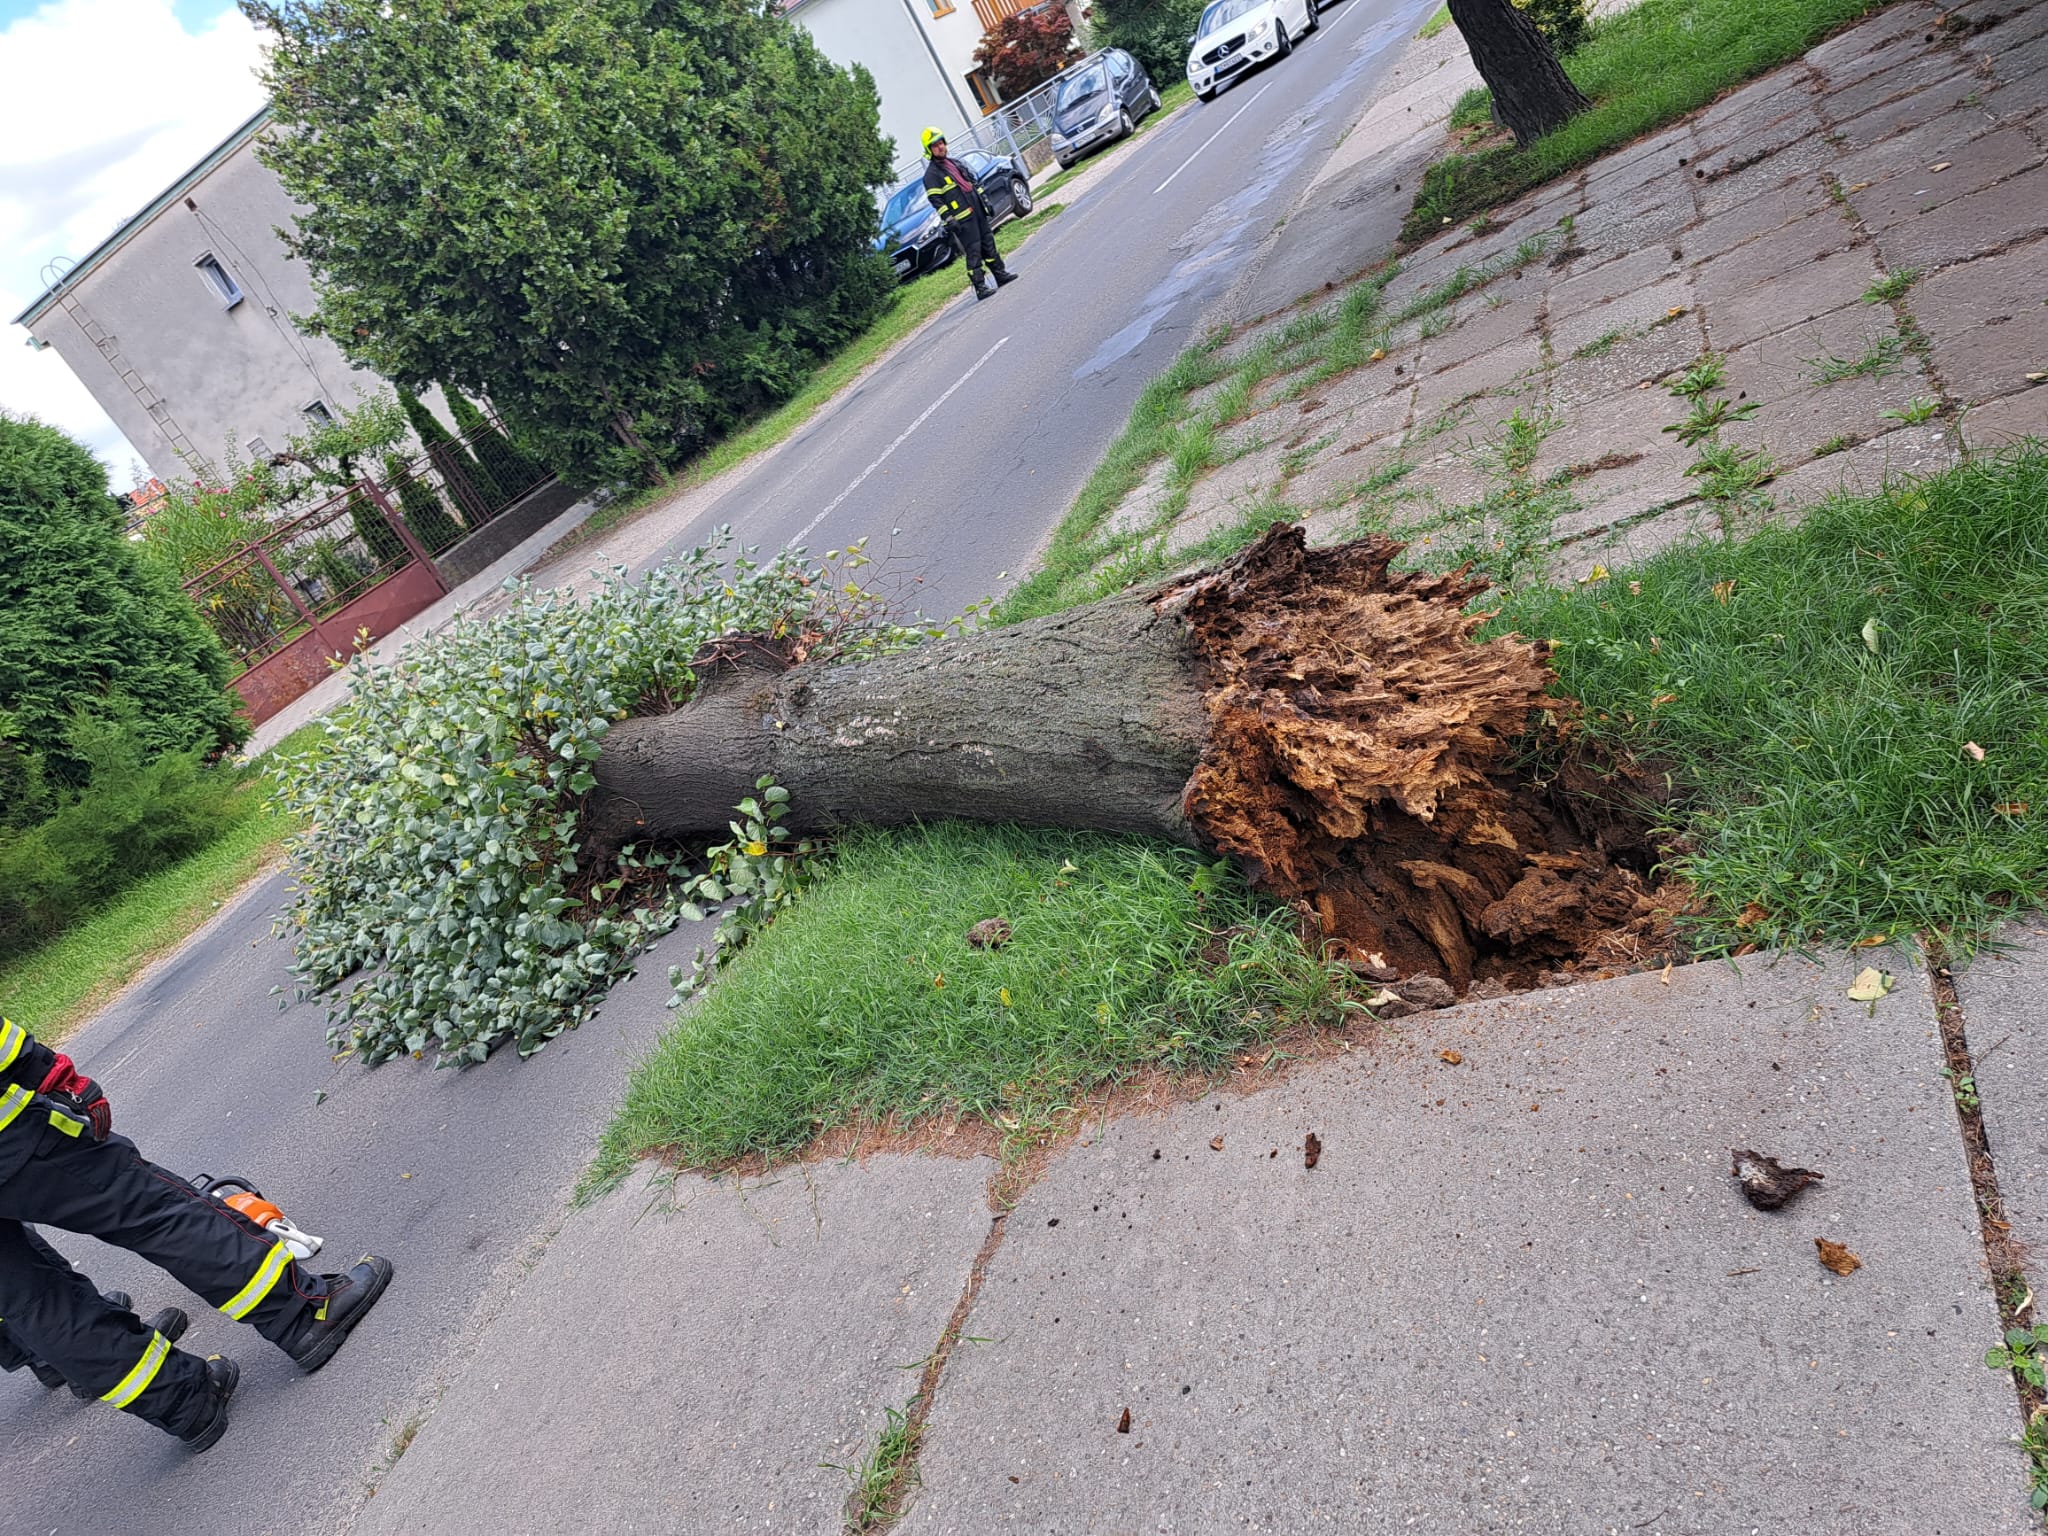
1153 79 1276 194
789 335 1012 547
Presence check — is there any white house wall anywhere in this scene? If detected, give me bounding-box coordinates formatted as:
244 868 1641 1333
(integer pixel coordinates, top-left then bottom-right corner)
24 132 381 484
789 0 980 170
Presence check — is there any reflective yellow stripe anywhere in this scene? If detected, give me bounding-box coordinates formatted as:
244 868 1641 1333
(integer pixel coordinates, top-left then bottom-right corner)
0 1084 31 1134
101 1330 170 1409
220 1241 291 1320
48 1110 84 1137
0 1018 24 1071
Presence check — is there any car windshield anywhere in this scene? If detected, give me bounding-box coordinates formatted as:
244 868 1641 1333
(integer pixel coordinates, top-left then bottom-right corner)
1196 0 1260 37
881 180 927 228
1055 64 1108 113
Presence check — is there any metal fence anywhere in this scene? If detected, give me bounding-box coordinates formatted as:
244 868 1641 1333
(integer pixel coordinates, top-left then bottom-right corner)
184 414 554 675
886 52 1114 186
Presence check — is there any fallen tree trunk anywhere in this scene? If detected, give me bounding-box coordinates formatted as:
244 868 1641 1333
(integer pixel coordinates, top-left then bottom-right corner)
590 527 1666 991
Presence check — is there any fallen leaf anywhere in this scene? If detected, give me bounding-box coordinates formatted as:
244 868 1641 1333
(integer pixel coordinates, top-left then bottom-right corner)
1713 579 1737 604
1666 305 1687 318
933 972 945 989
1962 740 1985 761
1581 564 1610 584
1439 1048 1464 1065
1861 615 1880 653
999 986 1012 1007
1369 347 1387 362
2028 372 2047 383
1659 961 1673 986
1845 179 1871 192
1993 801 2028 817
1628 580 1642 595
1117 1407 1132 1433
1304 1132 1322 1169
1732 1148 1825 1209
1365 987 1404 1008
1209 1134 1225 1151
1815 1237 1862 1276
1851 933 1890 948
1846 966 1894 1002
1652 692 1678 707
1736 902 1770 929
1928 160 1951 172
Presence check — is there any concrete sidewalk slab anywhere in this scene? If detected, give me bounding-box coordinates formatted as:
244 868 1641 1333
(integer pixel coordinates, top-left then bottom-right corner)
1954 922 2048 1264
353 1154 995 1535
899 953 2033 1535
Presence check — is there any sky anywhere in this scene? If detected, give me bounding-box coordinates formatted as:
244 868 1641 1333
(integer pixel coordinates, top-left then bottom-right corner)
0 0 269 488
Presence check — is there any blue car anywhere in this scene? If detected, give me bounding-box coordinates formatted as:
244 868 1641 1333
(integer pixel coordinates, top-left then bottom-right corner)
873 151 1035 282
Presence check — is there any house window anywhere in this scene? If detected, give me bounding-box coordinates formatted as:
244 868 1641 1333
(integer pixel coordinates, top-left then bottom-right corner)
302 399 335 427
926 0 955 14
968 70 1001 111
194 254 242 309
246 436 272 465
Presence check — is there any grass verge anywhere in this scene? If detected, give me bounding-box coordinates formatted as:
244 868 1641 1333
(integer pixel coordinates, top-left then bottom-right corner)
558 201 1073 551
0 723 324 1043
1484 447 2048 955
589 823 1350 1185
1403 0 1895 240
1417 3 1452 39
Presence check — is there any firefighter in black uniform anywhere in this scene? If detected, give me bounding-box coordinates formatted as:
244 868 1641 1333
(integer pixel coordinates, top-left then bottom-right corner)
3 1227 190 1394
0 1015 394 1451
922 127 1018 302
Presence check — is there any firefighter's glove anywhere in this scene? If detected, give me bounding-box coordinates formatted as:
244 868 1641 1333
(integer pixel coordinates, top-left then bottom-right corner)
39 1056 111 1140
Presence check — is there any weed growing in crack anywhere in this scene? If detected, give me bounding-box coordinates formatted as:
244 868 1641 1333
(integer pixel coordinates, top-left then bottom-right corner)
1863 267 1922 304
2020 1411 2048 1514
1987 1324 2048 1391
1667 353 1727 398
827 1401 921 1533
1663 354 1773 520
1687 440 1777 516
1392 233 1552 327
1883 396 1942 425
1574 328 1627 360
1282 433 1338 478
1418 310 1454 340
1803 331 1904 385
1666 395 1760 446
1814 433 1862 458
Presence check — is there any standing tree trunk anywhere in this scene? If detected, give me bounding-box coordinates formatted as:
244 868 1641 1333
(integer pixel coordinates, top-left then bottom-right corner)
590 528 1666 993
1448 0 1591 147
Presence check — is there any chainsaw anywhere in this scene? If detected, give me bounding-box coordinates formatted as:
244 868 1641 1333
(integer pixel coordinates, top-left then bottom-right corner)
190 1174 325 1262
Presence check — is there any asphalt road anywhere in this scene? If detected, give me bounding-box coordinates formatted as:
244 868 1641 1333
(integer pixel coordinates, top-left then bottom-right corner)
2 4 1439 1530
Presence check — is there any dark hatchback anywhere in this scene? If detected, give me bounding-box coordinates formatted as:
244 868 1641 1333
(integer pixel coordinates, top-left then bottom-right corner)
1047 48 1162 170
873 152 1036 282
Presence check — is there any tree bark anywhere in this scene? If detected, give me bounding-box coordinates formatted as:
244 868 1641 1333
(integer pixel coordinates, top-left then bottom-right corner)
590 527 1666 993
1448 0 1590 148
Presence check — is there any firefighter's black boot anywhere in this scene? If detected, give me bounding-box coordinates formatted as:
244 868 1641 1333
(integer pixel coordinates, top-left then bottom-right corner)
992 266 1018 287
972 272 995 301
286 1255 394 1372
180 1357 238 1454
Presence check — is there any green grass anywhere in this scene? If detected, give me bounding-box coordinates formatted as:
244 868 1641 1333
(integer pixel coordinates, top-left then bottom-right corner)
1484 447 2048 955
0 722 325 1044
1418 3 1453 38
1862 266 1923 304
831 1401 922 1533
1404 0 1895 240
1802 330 1904 384
1573 328 1628 360
559 202 1073 550
589 823 1348 1182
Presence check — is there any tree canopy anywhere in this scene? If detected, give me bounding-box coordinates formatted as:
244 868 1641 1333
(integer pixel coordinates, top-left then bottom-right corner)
245 0 898 486
974 8 1080 99
0 412 246 794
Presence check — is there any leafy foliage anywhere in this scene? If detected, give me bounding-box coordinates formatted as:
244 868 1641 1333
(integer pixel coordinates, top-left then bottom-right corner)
1091 0 1206 88
0 717 246 962
0 412 246 787
247 0 899 488
269 533 942 1066
975 8 1081 98
1512 0 1589 55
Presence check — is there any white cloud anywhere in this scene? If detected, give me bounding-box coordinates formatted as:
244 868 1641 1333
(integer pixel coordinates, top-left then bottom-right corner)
0 0 267 486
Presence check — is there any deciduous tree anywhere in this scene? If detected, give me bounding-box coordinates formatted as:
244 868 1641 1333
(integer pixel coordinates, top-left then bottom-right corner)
245 0 898 487
974 8 1080 99
1449 0 1590 146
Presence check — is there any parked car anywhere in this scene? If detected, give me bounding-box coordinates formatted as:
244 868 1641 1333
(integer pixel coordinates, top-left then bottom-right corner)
1186 0 1319 101
873 151 1035 282
1046 48 1162 171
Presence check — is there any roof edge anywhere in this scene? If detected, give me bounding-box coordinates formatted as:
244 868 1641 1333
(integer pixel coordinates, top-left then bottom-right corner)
12 103 276 331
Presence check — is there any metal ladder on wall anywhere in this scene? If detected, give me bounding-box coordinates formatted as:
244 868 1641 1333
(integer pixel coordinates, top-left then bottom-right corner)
41 258 212 481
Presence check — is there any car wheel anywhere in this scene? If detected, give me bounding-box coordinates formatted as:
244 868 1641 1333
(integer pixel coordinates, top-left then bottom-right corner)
1197 85 1216 101
1117 108 1134 140
1274 21 1291 57
1148 85 1162 113
1304 0 1319 32
1010 176 1034 216
1056 154 1072 170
